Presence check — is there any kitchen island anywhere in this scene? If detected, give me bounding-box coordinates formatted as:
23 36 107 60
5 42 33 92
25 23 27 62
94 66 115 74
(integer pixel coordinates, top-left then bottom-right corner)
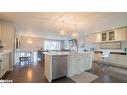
44 52 93 82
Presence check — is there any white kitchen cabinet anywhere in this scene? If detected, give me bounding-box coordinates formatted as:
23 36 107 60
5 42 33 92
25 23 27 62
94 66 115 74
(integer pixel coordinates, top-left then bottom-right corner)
67 52 92 77
0 20 15 69
109 54 119 64
115 27 127 41
67 55 78 76
95 27 127 42
0 52 10 78
118 55 127 67
109 54 127 68
94 53 127 68
79 54 86 72
0 24 1 41
83 53 92 70
100 30 116 42
96 33 102 42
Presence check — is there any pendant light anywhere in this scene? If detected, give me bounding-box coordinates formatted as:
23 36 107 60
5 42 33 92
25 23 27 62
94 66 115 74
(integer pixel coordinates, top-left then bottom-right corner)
27 34 33 44
72 24 78 38
60 20 66 36
72 32 78 38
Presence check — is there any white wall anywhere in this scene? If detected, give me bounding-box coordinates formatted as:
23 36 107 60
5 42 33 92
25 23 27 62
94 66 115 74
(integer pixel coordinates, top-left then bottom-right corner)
19 36 43 51
18 36 64 51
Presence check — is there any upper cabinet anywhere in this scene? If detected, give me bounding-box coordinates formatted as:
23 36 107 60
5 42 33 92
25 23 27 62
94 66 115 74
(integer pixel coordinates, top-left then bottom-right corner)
96 27 127 42
108 31 115 41
85 26 127 43
115 27 127 41
102 32 107 41
100 30 115 42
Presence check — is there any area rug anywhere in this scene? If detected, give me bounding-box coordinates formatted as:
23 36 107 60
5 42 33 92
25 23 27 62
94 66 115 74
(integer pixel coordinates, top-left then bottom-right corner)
69 72 98 83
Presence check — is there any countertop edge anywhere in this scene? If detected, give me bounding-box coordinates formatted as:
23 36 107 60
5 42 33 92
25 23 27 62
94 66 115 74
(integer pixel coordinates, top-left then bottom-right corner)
95 51 127 55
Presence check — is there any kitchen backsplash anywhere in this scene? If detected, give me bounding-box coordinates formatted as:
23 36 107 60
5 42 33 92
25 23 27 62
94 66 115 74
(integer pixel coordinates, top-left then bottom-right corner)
84 41 127 52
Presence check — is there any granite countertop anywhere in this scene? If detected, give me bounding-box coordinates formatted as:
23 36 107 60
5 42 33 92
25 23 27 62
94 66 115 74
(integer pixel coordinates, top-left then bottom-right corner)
95 51 127 55
43 52 69 56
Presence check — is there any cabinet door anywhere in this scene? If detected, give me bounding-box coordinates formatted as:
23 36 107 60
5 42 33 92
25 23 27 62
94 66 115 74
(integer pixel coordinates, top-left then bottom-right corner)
118 55 127 66
1 62 6 77
71 55 78 75
101 32 107 41
109 54 119 64
5 53 9 71
84 53 92 70
108 31 115 41
96 33 101 42
79 54 85 72
115 28 127 41
67 55 76 76
67 56 72 76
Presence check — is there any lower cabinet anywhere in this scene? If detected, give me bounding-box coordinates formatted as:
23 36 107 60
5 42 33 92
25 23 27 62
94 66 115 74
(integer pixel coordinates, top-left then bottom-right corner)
108 54 127 68
94 53 127 68
0 53 10 78
118 55 127 67
67 53 92 77
67 55 77 76
109 54 119 64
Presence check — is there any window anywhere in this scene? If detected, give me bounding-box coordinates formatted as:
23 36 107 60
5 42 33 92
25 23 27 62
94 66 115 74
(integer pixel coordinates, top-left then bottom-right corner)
44 40 61 50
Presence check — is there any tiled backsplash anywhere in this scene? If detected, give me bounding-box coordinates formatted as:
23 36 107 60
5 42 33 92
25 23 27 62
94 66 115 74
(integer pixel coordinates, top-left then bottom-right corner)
98 41 127 52
84 41 127 52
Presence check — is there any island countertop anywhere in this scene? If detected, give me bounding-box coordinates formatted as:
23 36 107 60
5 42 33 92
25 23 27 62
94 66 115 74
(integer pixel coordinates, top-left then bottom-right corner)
43 51 90 56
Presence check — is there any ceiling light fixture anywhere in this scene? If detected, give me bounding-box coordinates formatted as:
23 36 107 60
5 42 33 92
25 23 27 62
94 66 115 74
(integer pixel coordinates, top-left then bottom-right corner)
72 24 79 38
27 34 33 44
60 20 66 36
72 32 78 38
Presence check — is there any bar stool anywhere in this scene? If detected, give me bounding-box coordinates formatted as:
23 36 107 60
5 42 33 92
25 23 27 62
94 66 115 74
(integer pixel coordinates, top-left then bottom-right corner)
96 50 110 71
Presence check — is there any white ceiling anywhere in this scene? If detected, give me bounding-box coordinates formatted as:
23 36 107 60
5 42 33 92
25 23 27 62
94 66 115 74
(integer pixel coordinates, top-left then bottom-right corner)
0 12 127 39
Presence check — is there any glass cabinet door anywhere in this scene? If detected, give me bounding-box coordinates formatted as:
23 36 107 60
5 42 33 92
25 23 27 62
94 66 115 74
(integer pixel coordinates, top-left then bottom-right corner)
102 32 107 41
109 31 115 41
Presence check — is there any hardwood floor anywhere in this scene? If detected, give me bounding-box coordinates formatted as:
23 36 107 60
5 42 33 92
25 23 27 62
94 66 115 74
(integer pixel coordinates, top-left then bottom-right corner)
91 62 127 83
3 61 127 83
4 62 48 83
4 61 74 83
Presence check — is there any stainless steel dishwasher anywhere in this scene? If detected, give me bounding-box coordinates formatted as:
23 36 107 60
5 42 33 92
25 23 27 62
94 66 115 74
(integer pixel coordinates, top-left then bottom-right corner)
52 55 67 80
